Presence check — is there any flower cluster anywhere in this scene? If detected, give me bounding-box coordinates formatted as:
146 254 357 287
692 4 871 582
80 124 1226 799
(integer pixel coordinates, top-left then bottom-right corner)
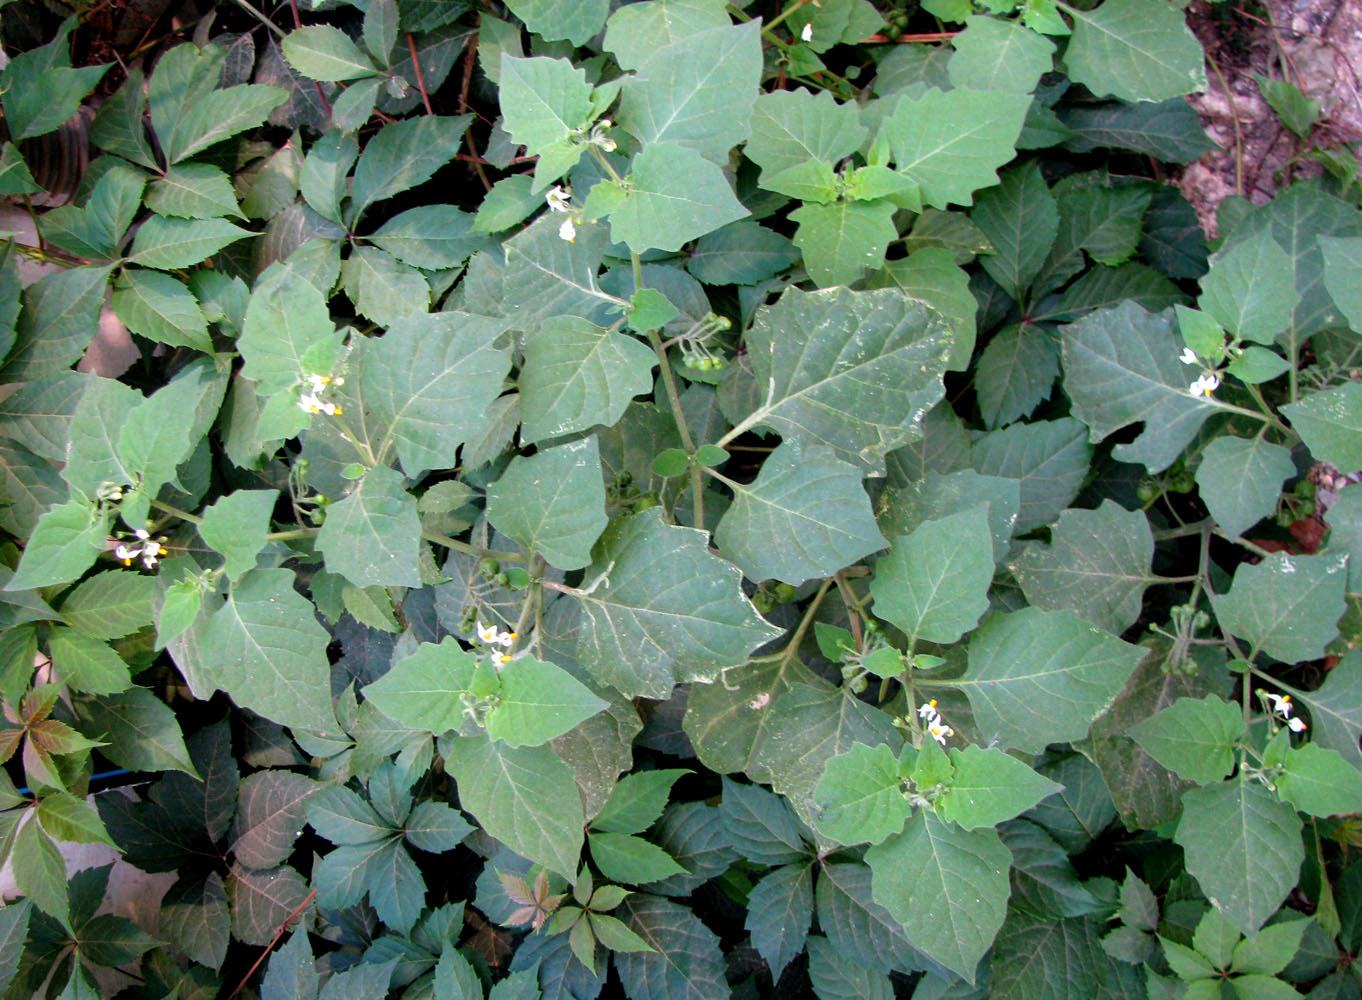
545 185 579 243
1180 348 1221 397
476 621 517 665
1263 692 1307 733
115 529 167 570
917 699 954 745
298 373 344 416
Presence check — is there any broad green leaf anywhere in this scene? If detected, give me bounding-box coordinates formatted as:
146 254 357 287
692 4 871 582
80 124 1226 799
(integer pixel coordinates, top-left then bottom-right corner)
598 142 748 253
72 686 194 775
573 508 780 697
473 174 543 234
145 163 241 219
1319 235 1362 331
1127 695 1243 784
789 199 897 287
1010 500 1154 633
816 862 928 975
360 310 510 477
502 215 625 330
161 84 288 166
990 910 1105 1000
57 570 155 639
445 735 584 880
870 248 977 371
2 264 114 381
362 638 477 735
187 568 340 736
199 489 276 581
1212 552 1346 663
1060 98 1216 163
1274 743 1362 818
970 161 1059 301
0 21 108 142
498 55 593 176
1026 753 1116 854
487 436 608 572
261 927 318 1000
617 21 761 162
519 316 654 444
1198 228 1299 344
604 0 732 71
715 440 886 586
870 506 994 645
956 606 1146 753
745 863 813 979
746 89 867 182
736 285 952 473
282 25 379 81
299 130 357 226
0 142 40 196
1326 488 1362 594
118 359 225 505
969 417 1090 533
1282 383 1362 472
341 245 429 326
807 935 894 1000
7 499 107 591
975 324 1060 429
349 114 471 222
812 743 912 846
1194 436 1295 539
486 657 608 748
1231 918 1310 978
616 894 727 999
40 163 145 259
865 809 1011 982
0 901 30 996
1060 300 1216 471
111 269 212 353
878 469 1019 564
505 0 608 45
588 831 686 884
1062 0 1207 103
317 465 421 588
937 745 1063 830
948 15 1056 94
881 88 1030 209
367 205 485 270
48 629 131 695
128 216 253 270
1175 776 1304 936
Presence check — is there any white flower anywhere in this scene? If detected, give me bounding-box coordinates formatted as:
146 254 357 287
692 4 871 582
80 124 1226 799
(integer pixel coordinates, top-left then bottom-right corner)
545 186 572 213
917 699 939 721
928 719 953 745
1286 716 1308 733
1179 347 1198 365
800 22 814 42
1189 373 1220 397
116 530 168 569
298 374 343 416
558 217 577 243
1264 692 1293 717
476 621 517 648
115 543 136 564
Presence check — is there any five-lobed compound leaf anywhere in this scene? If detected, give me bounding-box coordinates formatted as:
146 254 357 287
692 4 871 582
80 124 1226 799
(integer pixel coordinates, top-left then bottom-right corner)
1211 552 1347 664
486 657 609 748
1194 435 1296 540
936 745 1063 830
487 436 608 572
572 508 780 699
316 464 422 589
1062 0 1208 104
588 831 686 884
1175 775 1304 937
955 606 1146 753
970 161 1059 303
715 440 886 586
745 863 814 980
594 769 690 835
812 742 913 847
1128 695 1243 785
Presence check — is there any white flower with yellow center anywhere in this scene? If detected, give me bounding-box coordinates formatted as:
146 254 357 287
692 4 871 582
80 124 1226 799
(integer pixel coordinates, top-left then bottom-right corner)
928 719 954 745
1189 373 1220 397
1178 347 1198 365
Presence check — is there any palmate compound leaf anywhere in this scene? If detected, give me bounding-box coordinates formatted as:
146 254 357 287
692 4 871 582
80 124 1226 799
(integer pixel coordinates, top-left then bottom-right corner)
571 508 780 699
1127 695 1243 785
1062 0 1207 104
616 894 728 1000
316 464 422 589
1210 552 1347 664
870 505 994 645
812 742 913 847
865 809 1012 983
1174 775 1304 936
519 316 655 445
714 440 886 586
487 436 607 572
969 161 1060 303
1009 500 1155 634
1060 299 1217 472
745 863 814 980
734 286 953 474
953 607 1146 753
444 735 584 881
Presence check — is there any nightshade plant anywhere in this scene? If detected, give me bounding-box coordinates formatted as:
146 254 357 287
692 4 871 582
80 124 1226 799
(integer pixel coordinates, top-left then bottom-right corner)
0 0 1361 996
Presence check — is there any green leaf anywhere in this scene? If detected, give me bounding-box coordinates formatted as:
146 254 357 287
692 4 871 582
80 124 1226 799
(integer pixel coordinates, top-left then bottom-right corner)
1128 695 1243 785
599 142 748 254
361 639 477 735
1212 552 1346 663
948 15 1056 94
736 285 952 473
341 245 429 326
745 863 813 979
488 437 608 572
763 160 839 203
990 910 1105 1000
498 55 593 180
145 163 241 219
1282 383 1362 472
198 489 276 581
594 769 689 835
239 269 343 395
880 88 1031 209
2 264 114 381
226 771 318 871
878 469 1019 563
128 216 252 270
604 0 732 71
57 570 156 639
1062 0 1207 103
486 657 608 748
261 927 318 1000
789 199 898 287
73 686 195 775
445 735 584 880
616 894 727 999
588 832 686 884
1318 235 1362 331
349 115 471 222
1060 98 1216 163
1326 488 1362 595
812 743 913 846
502 215 625 329
282 25 379 81
111 269 213 354
1010 500 1154 633
937 745 1063 830
870 505 994 644
367 205 485 270
1233 918 1310 978
156 579 202 649
0 901 31 996
12 819 69 928
573 508 779 699
160 81 287 166
865 809 1011 982
975 325 1059 429
58 379 138 499
184 568 340 737
473 174 543 234
0 371 86 465
48 630 131 695
505 0 608 45
816 861 928 975
1061 300 1216 472
1199 228 1299 344
8 499 107 592
118 358 225 504
308 785 390 845
715 440 886 586
971 417 1093 533
0 23 108 141
617 21 761 163
1226 346 1291 385
807 935 894 1000
519 317 654 445
957 606 1146 753
1175 776 1304 936
970 161 1059 301
1194 436 1295 539
746 89 867 182
0 142 40 196
869 248 977 371
1274 743 1362 818
37 790 116 846
718 777 809 866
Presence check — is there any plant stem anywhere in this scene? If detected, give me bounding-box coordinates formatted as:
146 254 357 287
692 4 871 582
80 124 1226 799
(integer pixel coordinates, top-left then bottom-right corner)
421 531 526 562
149 499 203 525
